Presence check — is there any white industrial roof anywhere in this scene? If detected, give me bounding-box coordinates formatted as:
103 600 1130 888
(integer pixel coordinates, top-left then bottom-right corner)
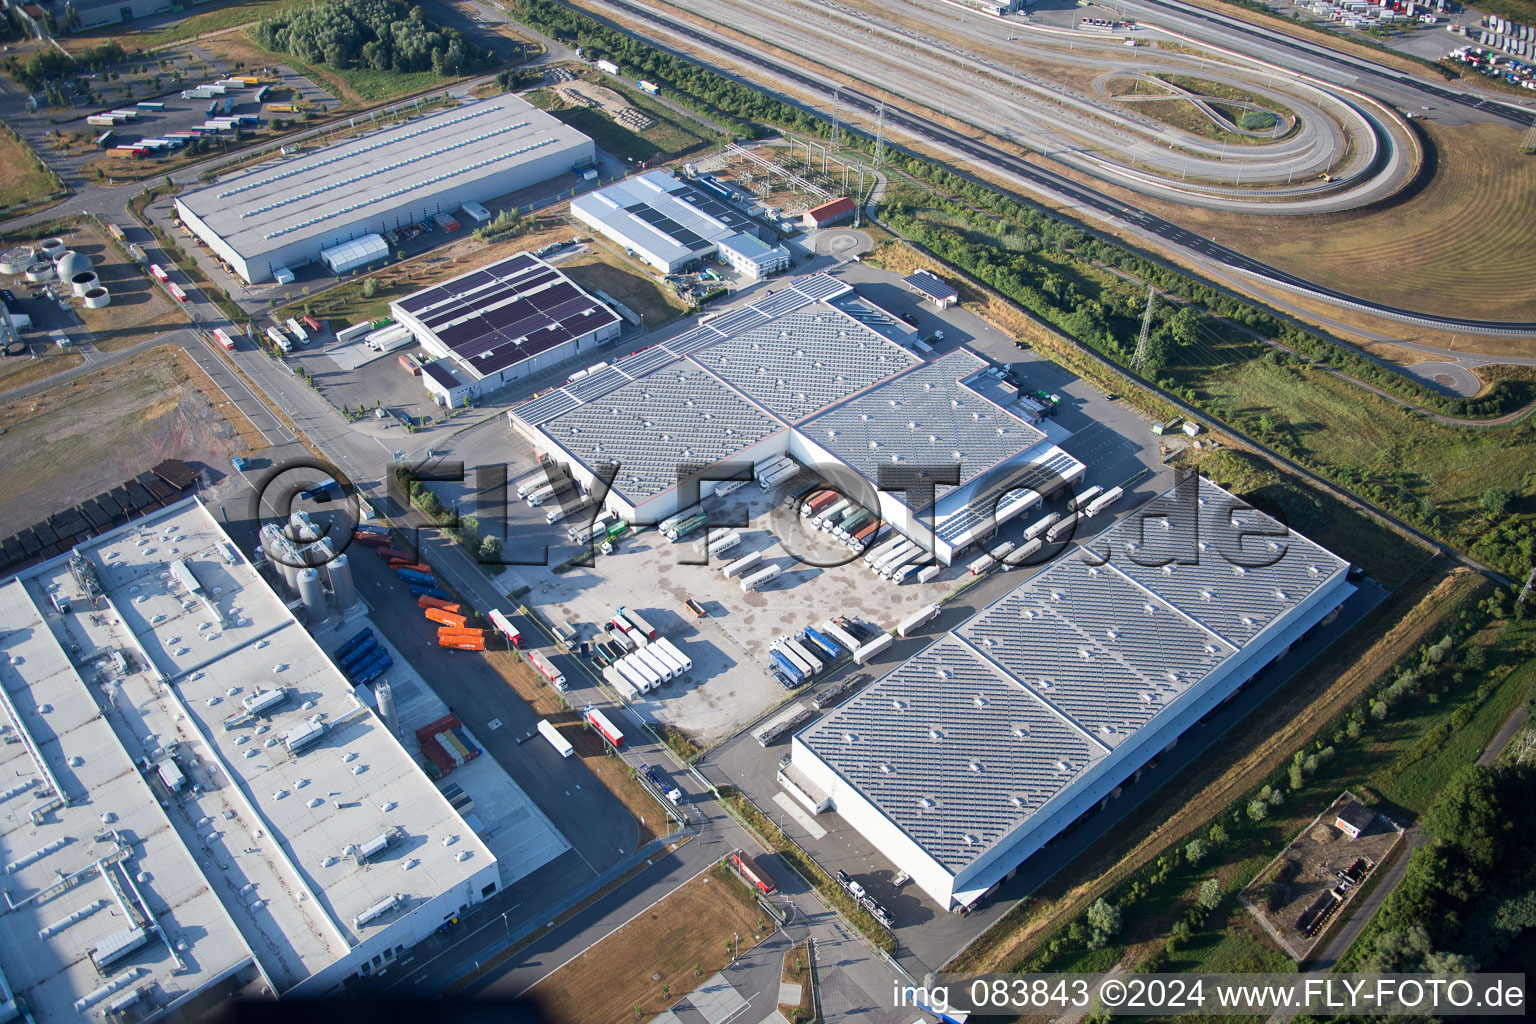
512 273 924 505
0 499 494 1012
569 169 758 267
798 476 1349 874
177 93 587 265
0 579 255 1024
799 351 1047 509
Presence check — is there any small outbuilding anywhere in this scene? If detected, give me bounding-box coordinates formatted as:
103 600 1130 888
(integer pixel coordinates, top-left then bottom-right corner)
1335 800 1375 840
902 269 959 309
802 196 855 229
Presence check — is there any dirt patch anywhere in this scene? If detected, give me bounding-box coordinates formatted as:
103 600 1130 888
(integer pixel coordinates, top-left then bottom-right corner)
1241 793 1403 960
0 345 243 533
527 863 768 1024
561 253 688 327
0 350 86 392
485 648 664 845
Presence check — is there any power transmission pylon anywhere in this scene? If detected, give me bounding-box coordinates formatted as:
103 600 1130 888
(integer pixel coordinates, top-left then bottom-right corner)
874 101 886 166
1522 116 1536 154
1132 285 1156 371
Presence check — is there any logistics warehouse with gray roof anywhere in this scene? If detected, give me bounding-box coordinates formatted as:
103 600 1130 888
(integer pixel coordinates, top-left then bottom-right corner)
0 498 499 1023
781 476 1353 911
508 272 1084 565
391 252 623 405
569 169 772 274
174 94 594 284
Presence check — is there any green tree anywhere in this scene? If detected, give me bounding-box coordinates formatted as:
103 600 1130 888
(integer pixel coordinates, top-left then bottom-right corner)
361 276 379 298
1086 898 1121 941
1198 878 1221 910
1482 486 1514 517
479 535 503 562
1247 798 1268 822
1185 838 1207 866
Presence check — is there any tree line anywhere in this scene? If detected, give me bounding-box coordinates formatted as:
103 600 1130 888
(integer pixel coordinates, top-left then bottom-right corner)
5 40 124 91
253 0 494 77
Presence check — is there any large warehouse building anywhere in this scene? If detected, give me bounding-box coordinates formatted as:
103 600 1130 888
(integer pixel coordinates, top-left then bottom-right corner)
569 169 770 273
175 94 593 284
391 253 622 405
508 273 1083 564
0 499 499 1023
780 475 1352 910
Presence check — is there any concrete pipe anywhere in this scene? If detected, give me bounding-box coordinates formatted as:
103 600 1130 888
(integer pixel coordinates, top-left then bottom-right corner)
0 246 34 276
23 262 54 283
70 271 99 297
82 287 111 309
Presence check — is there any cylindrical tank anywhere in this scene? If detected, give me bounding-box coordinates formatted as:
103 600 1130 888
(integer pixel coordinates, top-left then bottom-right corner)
82 287 111 308
275 538 302 593
303 536 333 568
327 553 359 613
0 246 33 275
296 567 329 625
54 251 89 281
23 262 54 282
38 237 65 261
288 510 319 543
374 679 401 738
70 271 99 297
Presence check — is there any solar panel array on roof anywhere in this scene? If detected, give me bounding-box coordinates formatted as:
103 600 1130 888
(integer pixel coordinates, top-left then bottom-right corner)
797 475 1351 876
393 254 620 379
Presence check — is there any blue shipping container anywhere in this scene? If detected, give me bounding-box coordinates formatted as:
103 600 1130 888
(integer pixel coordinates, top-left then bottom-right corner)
336 627 374 660
396 568 435 586
771 649 806 684
408 584 450 600
803 627 841 661
352 654 393 686
341 638 381 670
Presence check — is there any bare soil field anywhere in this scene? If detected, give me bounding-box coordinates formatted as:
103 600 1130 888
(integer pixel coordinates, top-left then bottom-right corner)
561 252 688 326
1131 120 1536 325
0 345 244 533
0 350 85 393
527 864 767 1024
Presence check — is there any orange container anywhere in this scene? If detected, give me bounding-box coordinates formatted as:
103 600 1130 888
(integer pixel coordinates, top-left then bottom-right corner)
438 635 485 651
436 627 484 639
417 595 461 612
391 561 432 573
424 608 468 629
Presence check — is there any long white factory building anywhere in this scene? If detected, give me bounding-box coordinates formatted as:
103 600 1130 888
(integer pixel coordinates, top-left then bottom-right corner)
0 498 498 1023
175 94 593 284
781 475 1353 910
508 273 1084 565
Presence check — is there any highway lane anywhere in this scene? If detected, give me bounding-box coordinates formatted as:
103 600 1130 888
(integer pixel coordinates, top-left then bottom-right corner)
588 0 1536 335
1121 0 1535 126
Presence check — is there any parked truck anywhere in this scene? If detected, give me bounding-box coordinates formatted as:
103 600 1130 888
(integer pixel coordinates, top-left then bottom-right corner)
583 705 625 747
526 649 567 691
617 606 659 641
820 620 861 654
771 648 808 686
526 477 574 507
1084 486 1123 518
721 550 763 579
1067 484 1104 513
854 633 893 664
772 643 814 680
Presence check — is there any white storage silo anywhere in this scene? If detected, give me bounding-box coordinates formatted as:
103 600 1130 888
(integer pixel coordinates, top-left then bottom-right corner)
327 553 359 614
296 568 329 625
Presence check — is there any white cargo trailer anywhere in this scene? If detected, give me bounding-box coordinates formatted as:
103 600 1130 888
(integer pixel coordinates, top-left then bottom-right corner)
636 646 676 682
741 564 783 592
853 633 893 664
821 620 861 654
654 637 692 672
648 641 686 677
917 563 944 584
783 637 824 675
721 550 763 579
1084 486 1123 517
1046 512 1080 542
897 603 941 637
773 642 815 678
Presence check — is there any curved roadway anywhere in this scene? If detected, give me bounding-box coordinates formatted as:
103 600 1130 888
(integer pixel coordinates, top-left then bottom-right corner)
588 0 1536 335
